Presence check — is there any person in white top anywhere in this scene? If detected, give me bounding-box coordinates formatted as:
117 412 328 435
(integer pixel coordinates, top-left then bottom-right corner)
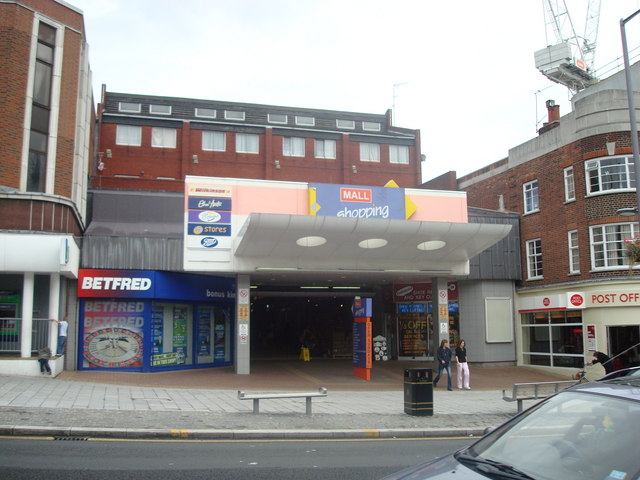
55 317 68 356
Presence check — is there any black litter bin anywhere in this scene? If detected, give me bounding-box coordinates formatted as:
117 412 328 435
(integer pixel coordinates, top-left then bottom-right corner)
404 368 433 416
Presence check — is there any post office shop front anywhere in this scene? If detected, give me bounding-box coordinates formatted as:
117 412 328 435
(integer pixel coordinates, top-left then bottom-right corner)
77 269 235 372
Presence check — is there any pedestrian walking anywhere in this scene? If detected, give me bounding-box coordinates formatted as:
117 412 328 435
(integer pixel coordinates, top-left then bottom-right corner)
455 339 470 389
433 339 453 390
37 346 52 375
54 317 68 356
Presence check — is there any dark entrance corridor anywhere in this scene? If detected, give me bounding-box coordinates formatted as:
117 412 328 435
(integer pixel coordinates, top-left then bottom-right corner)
250 296 354 359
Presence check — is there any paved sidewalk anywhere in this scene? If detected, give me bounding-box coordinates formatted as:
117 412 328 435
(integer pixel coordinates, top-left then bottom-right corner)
0 361 579 439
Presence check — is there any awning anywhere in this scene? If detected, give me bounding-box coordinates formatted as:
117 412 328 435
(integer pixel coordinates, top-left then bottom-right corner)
234 213 512 277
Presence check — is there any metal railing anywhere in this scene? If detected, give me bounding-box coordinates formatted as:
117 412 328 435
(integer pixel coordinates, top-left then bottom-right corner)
0 318 51 353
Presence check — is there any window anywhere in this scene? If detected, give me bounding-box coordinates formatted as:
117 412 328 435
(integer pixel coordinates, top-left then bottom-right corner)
151 127 176 148
283 137 305 157
362 121 381 131
295 116 315 126
118 102 141 113
336 119 355 129
360 143 380 162
590 222 640 270
202 131 226 151
564 166 575 201
521 311 584 368
225 110 245 121
315 139 336 159
27 22 57 192
526 238 543 279
389 145 409 164
585 156 636 194
568 230 580 274
149 104 171 115
523 180 539 214
115 125 142 146
236 133 259 154
268 114 287 124
195 108 216 119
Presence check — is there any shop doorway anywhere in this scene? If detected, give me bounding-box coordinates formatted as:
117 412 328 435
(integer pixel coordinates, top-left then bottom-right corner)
608 325 640 369
250 296 354 359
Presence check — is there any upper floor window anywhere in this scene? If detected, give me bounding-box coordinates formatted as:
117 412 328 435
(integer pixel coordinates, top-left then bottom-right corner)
590 222 640 270
336 119 355 129
564 166 575 202
360 143 380 162
27 21 57 193
315 139 336 159
118 102 141 113
523 180 539 214
362 121 381 131
389 145 409 164
568 230 580 274
225 110 245 121
295 116 315 126
149 104 171 115
585 156 636 194
283 137 305 157
268 114 287 124
115 125 142 146
151 127 176 148
195 108 216 119
202 131 226 152
236 133 259 154
526 238 543 280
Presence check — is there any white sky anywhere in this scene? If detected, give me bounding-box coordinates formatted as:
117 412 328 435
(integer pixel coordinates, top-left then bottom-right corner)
69 0 640 182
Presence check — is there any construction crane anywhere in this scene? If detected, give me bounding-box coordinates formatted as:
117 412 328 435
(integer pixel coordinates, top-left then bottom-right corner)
534 0 601 92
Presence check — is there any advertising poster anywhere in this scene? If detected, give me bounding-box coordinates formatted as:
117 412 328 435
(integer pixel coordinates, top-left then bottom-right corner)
151 305 163 355
82 300 145 369
198 309 211 356
214 307 229 361
173 307 188 364
397 303 429 357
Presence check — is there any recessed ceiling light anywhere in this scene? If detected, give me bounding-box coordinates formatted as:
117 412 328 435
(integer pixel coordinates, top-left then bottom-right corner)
417 240 446 251
296 236 327 247
358 238 388 249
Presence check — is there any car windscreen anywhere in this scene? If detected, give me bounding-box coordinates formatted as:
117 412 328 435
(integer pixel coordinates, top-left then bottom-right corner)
463 391 640 480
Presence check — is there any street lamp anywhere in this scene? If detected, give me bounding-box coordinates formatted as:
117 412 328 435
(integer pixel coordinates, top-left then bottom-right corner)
618 10 640 218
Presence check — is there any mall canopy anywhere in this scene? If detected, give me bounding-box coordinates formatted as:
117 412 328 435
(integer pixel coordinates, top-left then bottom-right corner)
234 213 512 279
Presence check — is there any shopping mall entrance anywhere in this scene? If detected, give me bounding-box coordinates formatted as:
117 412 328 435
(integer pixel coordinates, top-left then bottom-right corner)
250 295 357 359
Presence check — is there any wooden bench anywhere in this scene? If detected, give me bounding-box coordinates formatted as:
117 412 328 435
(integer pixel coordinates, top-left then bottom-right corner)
237 387 328 415
502 380 578 412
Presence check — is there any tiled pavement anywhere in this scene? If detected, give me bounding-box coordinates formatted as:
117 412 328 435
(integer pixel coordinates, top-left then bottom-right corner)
0 359 583 439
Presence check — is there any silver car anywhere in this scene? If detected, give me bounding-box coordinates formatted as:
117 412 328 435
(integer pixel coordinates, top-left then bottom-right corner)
382 370 640 480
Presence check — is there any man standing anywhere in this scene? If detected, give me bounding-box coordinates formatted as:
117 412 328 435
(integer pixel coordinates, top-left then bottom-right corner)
55 317 68 357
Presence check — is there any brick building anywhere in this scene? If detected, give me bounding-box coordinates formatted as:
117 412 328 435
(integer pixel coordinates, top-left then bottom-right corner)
93 88 423 191
426 64 640 373
0 0 93 373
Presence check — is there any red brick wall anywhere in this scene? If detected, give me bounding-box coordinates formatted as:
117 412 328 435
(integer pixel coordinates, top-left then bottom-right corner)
94 121 421 190
0 1 84 197
0 3 33 188
462 133 637 286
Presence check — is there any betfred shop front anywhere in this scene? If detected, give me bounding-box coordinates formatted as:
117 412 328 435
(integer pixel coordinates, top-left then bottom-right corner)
77 269 235 372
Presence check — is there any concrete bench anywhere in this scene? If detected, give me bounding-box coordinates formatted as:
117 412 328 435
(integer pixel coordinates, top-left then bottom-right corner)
502 380 577 412
237 387 328 415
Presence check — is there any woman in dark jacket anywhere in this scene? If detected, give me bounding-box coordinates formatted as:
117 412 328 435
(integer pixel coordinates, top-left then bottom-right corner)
433 339 452 390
